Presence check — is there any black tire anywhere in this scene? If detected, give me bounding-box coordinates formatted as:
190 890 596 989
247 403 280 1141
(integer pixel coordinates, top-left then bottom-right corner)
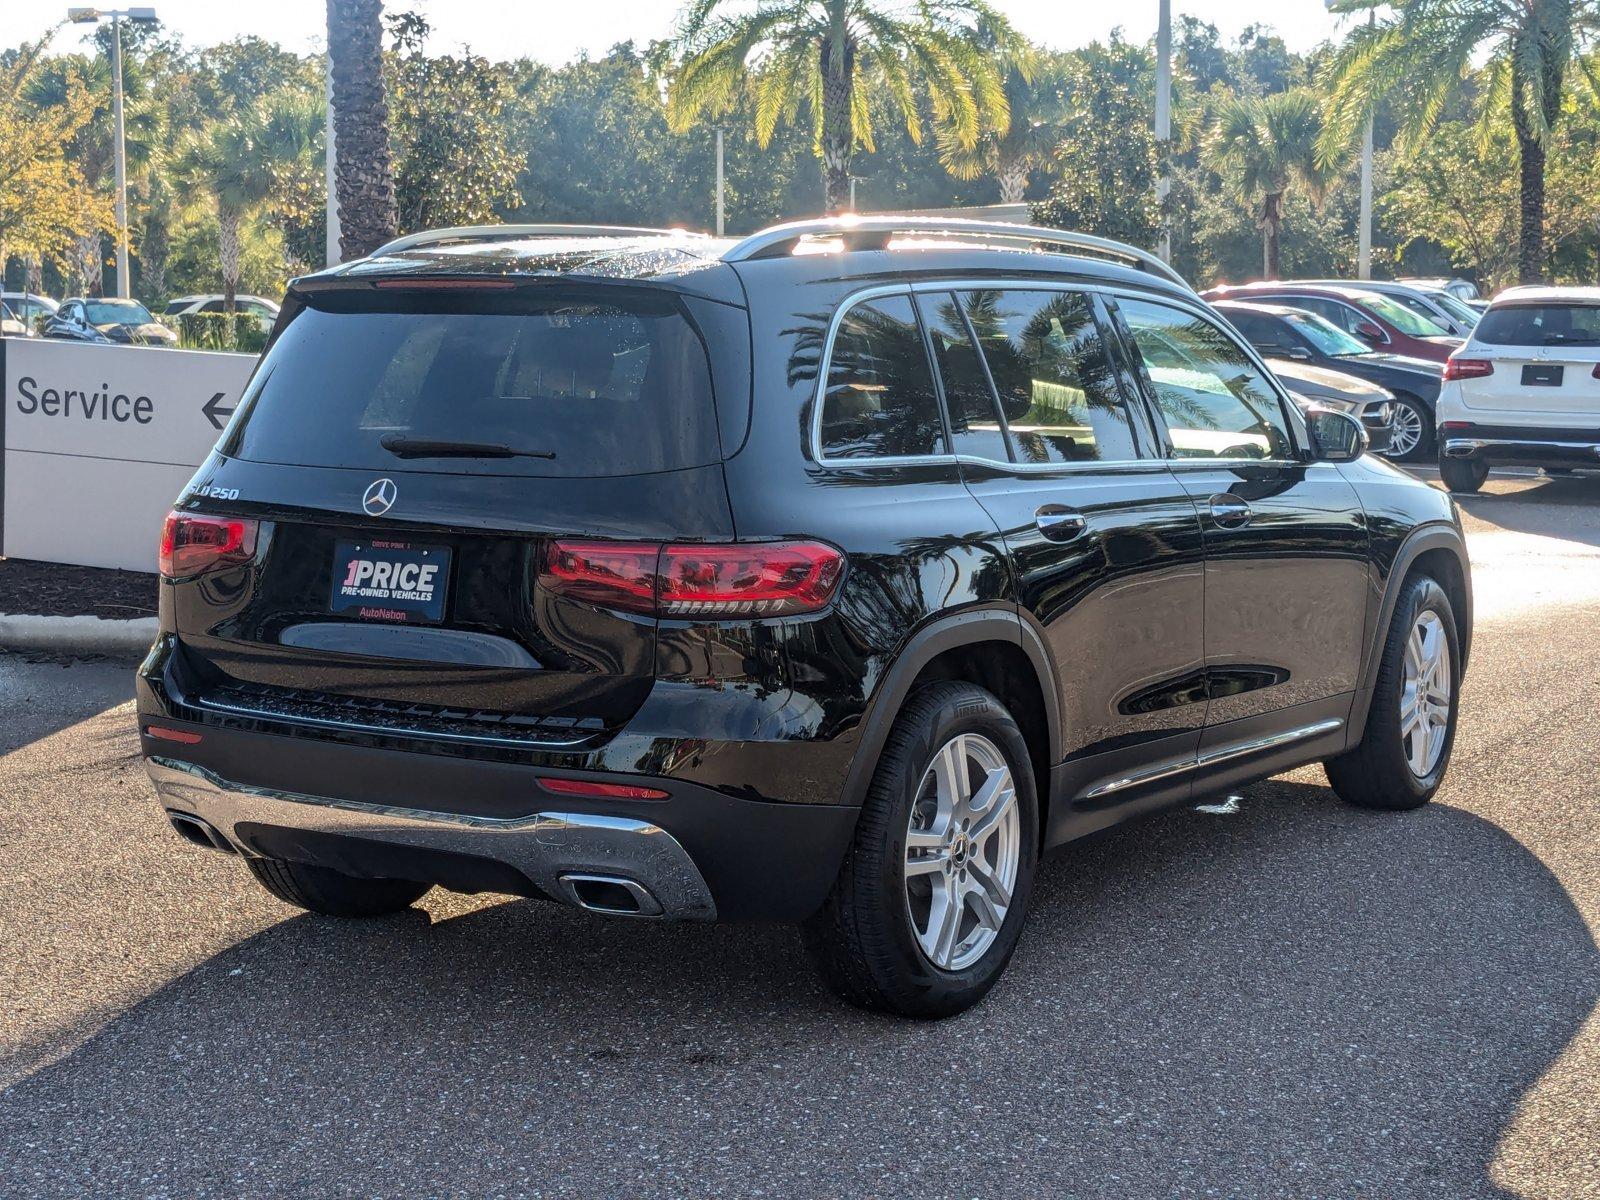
1387 394 1435 462
1438 454 1488 494
1326 574 1461 811
802 681 1040 1019
245 856 431 917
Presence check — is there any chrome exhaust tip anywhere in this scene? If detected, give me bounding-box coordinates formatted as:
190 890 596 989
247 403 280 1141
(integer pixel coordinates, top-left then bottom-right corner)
166 810 237 854
557 873 664 917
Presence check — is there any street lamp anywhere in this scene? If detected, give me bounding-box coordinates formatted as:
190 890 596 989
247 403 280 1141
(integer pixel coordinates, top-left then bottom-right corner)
68 6 159 299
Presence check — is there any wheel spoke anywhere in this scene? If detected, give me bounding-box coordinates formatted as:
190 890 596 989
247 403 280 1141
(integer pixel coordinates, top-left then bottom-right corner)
932 736 970 817
965 877 1004 932
922 877 963 966
906 826 944 852
967 771 1017 844
905 848 948 878
968 857 1012 911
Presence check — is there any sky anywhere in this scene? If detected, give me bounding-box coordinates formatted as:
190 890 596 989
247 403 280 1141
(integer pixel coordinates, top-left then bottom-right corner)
10 0 1352 61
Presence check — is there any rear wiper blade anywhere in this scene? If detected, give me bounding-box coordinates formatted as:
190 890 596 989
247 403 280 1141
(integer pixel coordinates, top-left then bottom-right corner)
380 435 555 460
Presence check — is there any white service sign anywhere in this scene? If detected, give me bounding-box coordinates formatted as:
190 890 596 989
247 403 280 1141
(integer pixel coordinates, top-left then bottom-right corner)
2 338 258 572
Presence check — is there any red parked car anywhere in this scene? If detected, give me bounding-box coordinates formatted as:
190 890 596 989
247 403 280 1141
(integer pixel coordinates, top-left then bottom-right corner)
1201 282 1463 363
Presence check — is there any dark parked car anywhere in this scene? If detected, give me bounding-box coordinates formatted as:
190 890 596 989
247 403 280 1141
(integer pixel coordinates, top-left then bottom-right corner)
44 296 178 347
1215 299 1446 461
138 219 1472 1018
1201 282 1462 364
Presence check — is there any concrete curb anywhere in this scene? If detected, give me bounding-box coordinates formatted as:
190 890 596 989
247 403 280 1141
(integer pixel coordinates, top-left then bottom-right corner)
0 613 157 659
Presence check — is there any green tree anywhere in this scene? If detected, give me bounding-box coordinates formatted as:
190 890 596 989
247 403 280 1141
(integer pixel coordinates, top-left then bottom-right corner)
173 93 320 311
1208 88 1330 278
667 0 1024 213
938 39 1060 203
327 0 397 256
1031 38 1159 248
1321 0 1592 283
385 12 521 230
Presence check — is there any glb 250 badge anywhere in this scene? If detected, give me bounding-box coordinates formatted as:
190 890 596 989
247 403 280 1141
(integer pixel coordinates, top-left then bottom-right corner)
192 485 240 501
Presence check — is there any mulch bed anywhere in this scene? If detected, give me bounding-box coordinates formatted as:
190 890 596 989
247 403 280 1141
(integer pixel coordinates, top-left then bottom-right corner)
0 557 159 619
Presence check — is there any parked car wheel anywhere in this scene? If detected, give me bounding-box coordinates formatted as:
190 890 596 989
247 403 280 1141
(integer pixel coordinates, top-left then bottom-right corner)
1386 395 1434 461
1439 455 1489 494
246 856 431 917
802 681 1039 1019
1325 574 1461 811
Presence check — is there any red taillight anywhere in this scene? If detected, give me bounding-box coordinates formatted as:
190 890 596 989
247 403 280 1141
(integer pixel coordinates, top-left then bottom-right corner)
1439 421 1473 433
159 512 259 578
540 539 844 618
537 777 669 801
1442 357 1494 381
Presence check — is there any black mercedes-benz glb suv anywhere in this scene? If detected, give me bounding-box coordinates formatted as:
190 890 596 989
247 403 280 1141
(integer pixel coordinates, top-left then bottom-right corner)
138 218 1472 1018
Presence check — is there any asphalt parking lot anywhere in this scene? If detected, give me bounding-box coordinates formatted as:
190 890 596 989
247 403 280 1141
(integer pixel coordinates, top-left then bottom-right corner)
2 471 1599 1198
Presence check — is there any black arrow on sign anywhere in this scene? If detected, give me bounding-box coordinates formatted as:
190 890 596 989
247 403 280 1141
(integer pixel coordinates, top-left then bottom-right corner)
202 392 235 430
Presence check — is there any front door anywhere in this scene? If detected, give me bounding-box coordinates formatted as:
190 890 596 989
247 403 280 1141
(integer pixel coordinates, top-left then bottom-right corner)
1110 294 1369 790
915 286 1209 841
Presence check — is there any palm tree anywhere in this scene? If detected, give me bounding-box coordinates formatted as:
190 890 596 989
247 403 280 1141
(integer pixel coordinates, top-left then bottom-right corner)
938 42 1058 203
668 0 1026 213
1320 0 1593 284
173 95 321 313
327 0 397 257
1209 88 1330 279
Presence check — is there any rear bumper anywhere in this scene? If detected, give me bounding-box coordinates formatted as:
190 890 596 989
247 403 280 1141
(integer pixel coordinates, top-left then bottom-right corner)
1442 434 1600 468
138 716 860 922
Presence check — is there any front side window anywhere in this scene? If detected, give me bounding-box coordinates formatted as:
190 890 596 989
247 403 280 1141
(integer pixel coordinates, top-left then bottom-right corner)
1118 297 1295 461
820 294 947 460
958 289 1140 465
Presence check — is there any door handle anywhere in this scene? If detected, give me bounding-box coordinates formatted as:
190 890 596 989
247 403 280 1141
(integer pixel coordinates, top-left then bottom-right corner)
1208 493 1253 528
1035 505 1088 542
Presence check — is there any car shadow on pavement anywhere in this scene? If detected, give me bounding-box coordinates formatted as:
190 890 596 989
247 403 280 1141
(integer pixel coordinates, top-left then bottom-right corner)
2 778 1595 1198
1452 473 1600 547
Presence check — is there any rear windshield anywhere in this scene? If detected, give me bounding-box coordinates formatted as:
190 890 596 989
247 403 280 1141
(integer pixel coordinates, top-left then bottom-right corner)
224 287 721 477
1474 303 1600 346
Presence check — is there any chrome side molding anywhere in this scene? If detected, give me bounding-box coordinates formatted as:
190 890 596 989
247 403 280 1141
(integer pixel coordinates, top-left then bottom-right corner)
1083 718 1344 800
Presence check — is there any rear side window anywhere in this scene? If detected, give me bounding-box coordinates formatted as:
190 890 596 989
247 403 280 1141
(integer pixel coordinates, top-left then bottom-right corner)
917 292 1010 462
959 289 1141 465
226 288 720 478
820 294 947 460
1475 304 1600 346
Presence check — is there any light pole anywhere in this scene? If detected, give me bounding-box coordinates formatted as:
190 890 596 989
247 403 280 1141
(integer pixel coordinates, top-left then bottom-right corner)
715 128 725 237
1154 0 1172 262
68 7 158 299
1326 0 1376 279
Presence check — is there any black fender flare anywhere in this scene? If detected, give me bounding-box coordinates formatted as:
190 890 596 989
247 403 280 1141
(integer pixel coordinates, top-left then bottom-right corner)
1348 521 1472 738
837 606 1061 809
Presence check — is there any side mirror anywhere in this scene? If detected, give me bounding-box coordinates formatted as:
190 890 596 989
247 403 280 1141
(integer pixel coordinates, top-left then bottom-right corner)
1306 407 1368 462
1355 321 1385 343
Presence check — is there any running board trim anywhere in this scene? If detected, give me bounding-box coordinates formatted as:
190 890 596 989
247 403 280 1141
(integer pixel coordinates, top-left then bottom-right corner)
1083 718 1344 800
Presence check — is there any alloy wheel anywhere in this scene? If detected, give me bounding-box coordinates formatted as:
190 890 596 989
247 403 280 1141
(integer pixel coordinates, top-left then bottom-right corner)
1401 610 1451 777
1387 402 1424 459
904 733 1021 971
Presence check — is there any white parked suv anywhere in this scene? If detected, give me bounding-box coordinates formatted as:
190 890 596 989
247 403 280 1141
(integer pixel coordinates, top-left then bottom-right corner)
1437 286 1600 492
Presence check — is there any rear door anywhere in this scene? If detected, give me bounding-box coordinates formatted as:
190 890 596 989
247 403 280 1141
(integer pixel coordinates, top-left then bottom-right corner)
916 286 1208 836
170 281 740 743
1457 302 1600 420
1107 292 1368 788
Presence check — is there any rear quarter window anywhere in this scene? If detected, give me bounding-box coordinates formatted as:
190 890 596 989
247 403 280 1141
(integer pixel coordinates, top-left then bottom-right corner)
225 287 722 478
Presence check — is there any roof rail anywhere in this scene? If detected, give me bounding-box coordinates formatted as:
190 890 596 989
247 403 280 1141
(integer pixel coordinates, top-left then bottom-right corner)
370 224 706 258
720 216 1187 287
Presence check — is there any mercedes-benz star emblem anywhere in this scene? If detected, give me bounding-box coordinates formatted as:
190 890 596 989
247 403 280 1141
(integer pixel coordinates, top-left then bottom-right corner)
362 478 398 516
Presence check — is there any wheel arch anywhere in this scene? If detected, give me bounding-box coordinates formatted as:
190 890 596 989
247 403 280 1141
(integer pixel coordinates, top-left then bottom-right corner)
839 608 1060 817
1349 522 1472 738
